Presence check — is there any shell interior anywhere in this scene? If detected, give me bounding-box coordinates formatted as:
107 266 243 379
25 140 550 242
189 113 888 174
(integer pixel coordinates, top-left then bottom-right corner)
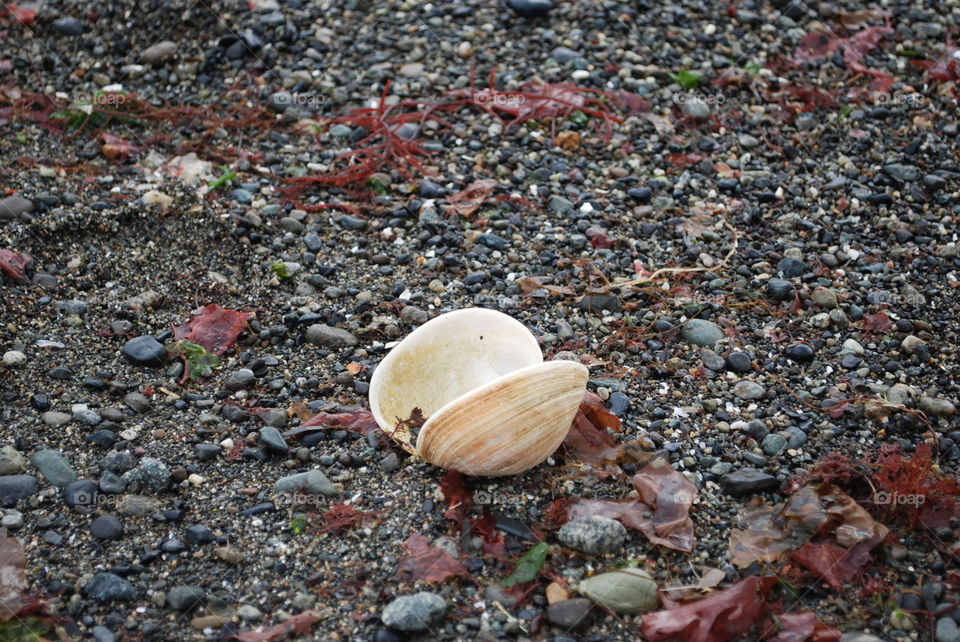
368 308 544 453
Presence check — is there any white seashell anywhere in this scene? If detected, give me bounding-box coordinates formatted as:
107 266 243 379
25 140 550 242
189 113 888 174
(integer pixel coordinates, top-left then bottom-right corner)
368 308 588 476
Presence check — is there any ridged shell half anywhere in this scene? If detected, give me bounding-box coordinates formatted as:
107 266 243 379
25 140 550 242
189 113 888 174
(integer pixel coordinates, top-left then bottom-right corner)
368 308 588 476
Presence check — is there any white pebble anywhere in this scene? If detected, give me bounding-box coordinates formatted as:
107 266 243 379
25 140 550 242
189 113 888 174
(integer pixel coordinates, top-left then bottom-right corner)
2 350 26 366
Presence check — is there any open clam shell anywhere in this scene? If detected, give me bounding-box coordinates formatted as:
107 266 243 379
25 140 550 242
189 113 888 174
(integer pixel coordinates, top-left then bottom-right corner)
368 308 588 476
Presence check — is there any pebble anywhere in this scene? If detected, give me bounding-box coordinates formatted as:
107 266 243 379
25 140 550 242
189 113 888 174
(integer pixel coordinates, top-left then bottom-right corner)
726 351 753 373
919 398 956 417
121 457 171 491
142 40 177 64
42 411 72 427
785 343 816 363
274 469 337 497
0 445 26 475
167 586 206 612
701 348 725 372
762 433 788 457
30 449 77 487
776 258 809 278
558 516 627 555
63 479 99 507
546 598 594 630
720 469 779 496
679 319 725 347
766 278 794 301
733 381 766 400
259 427 289 454
381 592 447 631
305 324 359 348
2 350 26 366
225 368 256 391
0 195 33 219
0 475 37 504
84 572 137 602
52 17 85 35
505 0 553 18
121 335 168 367
90 514 124 540
936 617 960 642
577 568 659 614
123 392 151 413
812 288 838 308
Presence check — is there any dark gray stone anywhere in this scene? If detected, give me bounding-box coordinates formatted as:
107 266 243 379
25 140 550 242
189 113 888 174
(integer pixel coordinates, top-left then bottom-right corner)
121 336 167 367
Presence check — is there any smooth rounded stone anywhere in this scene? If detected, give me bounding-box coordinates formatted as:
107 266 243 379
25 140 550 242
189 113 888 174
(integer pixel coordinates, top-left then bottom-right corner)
52 16 85 35
840 354 862 369
720 468 779 496
231 188 252 204
701 348 725 372
274 469 337 497
2 350 26 366
123 392 150 413
278 216 305 233
121 457 170 491
305 324 359 348
766 278 794 301
901 335 926 354
48 366 73 380
776 258 809 278
167 585 206 612
399 306 429 325
546 598 594 630
761 433 788 456
883 164 920 182
937 617 960 642
785 343 816 363
1 512 23 529
418 180 444 198
505 0 553 18
224 368 256 391
84 572 137 602
118 494 161 516
919 397 956 417
41 411 72 427
90 626 115 642
886 384 913 406
142 40 177 64
607 392 630 417
63 479 98 507
99 471 126 494
811 287 838 309
338 216 367 231
558 516 627 555
121 335 167 367
30 449 77 487
184 524 215 546
194 443 221 461
726 351 753 373
733 380 766 401
0 445 26 475
73 407 101 426
237 605 262 621
0 195 33 219
579 292 621 313
90 514 124 540
258 409 287 428
577 568 659 614
0 475 39 503
381 592 446 631
548 195 573 214
680 319 725 347
841 339 864 356
682 98 711 119
221 405 247 423
259 427 288 454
